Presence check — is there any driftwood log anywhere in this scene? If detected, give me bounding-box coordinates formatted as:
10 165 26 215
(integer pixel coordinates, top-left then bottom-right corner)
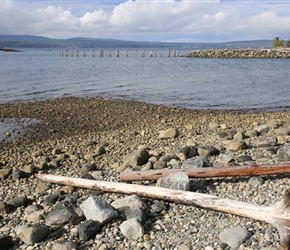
120 163 290 182
36 173 290 249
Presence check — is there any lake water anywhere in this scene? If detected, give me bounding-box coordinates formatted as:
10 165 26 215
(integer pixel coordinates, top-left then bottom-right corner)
1 48 290 111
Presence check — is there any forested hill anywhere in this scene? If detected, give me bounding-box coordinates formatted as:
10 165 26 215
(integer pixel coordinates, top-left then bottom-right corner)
0 35 272 49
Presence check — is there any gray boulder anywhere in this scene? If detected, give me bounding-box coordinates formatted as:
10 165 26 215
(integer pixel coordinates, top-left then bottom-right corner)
256 136 278 148
111 195 143 211
80 196 118 224
119 218 144 239
254 124 269 135
19 224 49 244
45 201 83 229
77 220 101 241
224 139 246 151
182 156 212 168
156 172 189 191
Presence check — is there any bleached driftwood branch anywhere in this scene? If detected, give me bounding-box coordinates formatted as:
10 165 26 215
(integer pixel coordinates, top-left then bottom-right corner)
36 173 290 249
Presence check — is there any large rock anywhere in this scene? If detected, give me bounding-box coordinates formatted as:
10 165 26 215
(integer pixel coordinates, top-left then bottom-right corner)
182 156 212 168
158 128 178 139
156 172 190 191
218 132 233 140
80 196 118 224
133 148 150 166
19 224 49 244
124 148 150 167
77 220 101 241
197 146 219 156
278 146 290 158
274 127 290 136
179 146 198 158
256 136 278 148
0 235 14 250
119 218 144 239
0 169 11 180
7 196 32 208
153 160 167 169
0 202 10 215
111 195 143 211
254 124 269 135
80 163 97 174
224 139 246 151
217 154 234 164
45 201 83 229
111 195 146 222
124 207 147 223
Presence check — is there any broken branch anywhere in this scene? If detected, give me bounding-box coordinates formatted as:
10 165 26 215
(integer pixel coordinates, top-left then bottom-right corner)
120 163 290 182
36 173 290 249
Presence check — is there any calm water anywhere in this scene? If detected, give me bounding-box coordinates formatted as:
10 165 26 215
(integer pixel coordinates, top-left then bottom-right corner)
1 49 290 111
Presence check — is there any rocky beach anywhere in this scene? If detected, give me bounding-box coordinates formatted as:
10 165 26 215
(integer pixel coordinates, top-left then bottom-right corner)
1 96 290 250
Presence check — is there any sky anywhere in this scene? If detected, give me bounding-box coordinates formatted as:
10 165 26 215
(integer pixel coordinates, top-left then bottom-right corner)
0 0 290 42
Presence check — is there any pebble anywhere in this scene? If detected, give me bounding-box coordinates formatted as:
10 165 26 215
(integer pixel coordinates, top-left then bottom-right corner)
219 226 250 248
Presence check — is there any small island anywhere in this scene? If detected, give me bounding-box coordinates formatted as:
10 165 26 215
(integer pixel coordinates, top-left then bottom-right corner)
0 47 22 52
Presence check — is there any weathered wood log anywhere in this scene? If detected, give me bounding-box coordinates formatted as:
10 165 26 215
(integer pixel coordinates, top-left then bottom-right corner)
120 163 290 182
36 173 290 249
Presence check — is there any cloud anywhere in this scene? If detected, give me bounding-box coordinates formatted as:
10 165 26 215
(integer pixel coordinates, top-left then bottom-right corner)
0 0 290 41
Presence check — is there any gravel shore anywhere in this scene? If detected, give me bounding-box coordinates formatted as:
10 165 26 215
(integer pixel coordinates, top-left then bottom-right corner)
1 97 290 250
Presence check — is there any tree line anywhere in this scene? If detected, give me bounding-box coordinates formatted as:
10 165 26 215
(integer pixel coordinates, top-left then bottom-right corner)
272 37 290 48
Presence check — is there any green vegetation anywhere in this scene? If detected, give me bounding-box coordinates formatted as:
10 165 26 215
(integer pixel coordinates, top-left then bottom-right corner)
272 37 290 48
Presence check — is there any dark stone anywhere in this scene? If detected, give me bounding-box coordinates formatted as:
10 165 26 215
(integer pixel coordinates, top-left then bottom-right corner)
42 194 60 206
182 156 212 168
45 201 83 229
86 141 97 146
11 170 29 180
237 155 252 163
218 132 233 140
0 235 15 250
81 163 97 174
124 207 147 223
62 194 79 203
151 201 167 213
7 196 32 208
179 146 198 158
77 220 101 241
81 174 95 180
133 148 150 166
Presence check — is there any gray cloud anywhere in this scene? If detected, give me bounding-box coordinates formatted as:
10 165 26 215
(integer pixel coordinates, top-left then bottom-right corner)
1 0 290 41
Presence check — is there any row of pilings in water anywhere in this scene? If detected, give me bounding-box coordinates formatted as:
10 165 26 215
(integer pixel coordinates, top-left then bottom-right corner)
59 49 180 57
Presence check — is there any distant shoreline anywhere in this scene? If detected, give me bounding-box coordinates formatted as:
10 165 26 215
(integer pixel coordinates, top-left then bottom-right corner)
0 47 22 52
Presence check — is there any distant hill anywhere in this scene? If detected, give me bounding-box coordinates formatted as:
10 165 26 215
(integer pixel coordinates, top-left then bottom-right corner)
0 35 273 49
